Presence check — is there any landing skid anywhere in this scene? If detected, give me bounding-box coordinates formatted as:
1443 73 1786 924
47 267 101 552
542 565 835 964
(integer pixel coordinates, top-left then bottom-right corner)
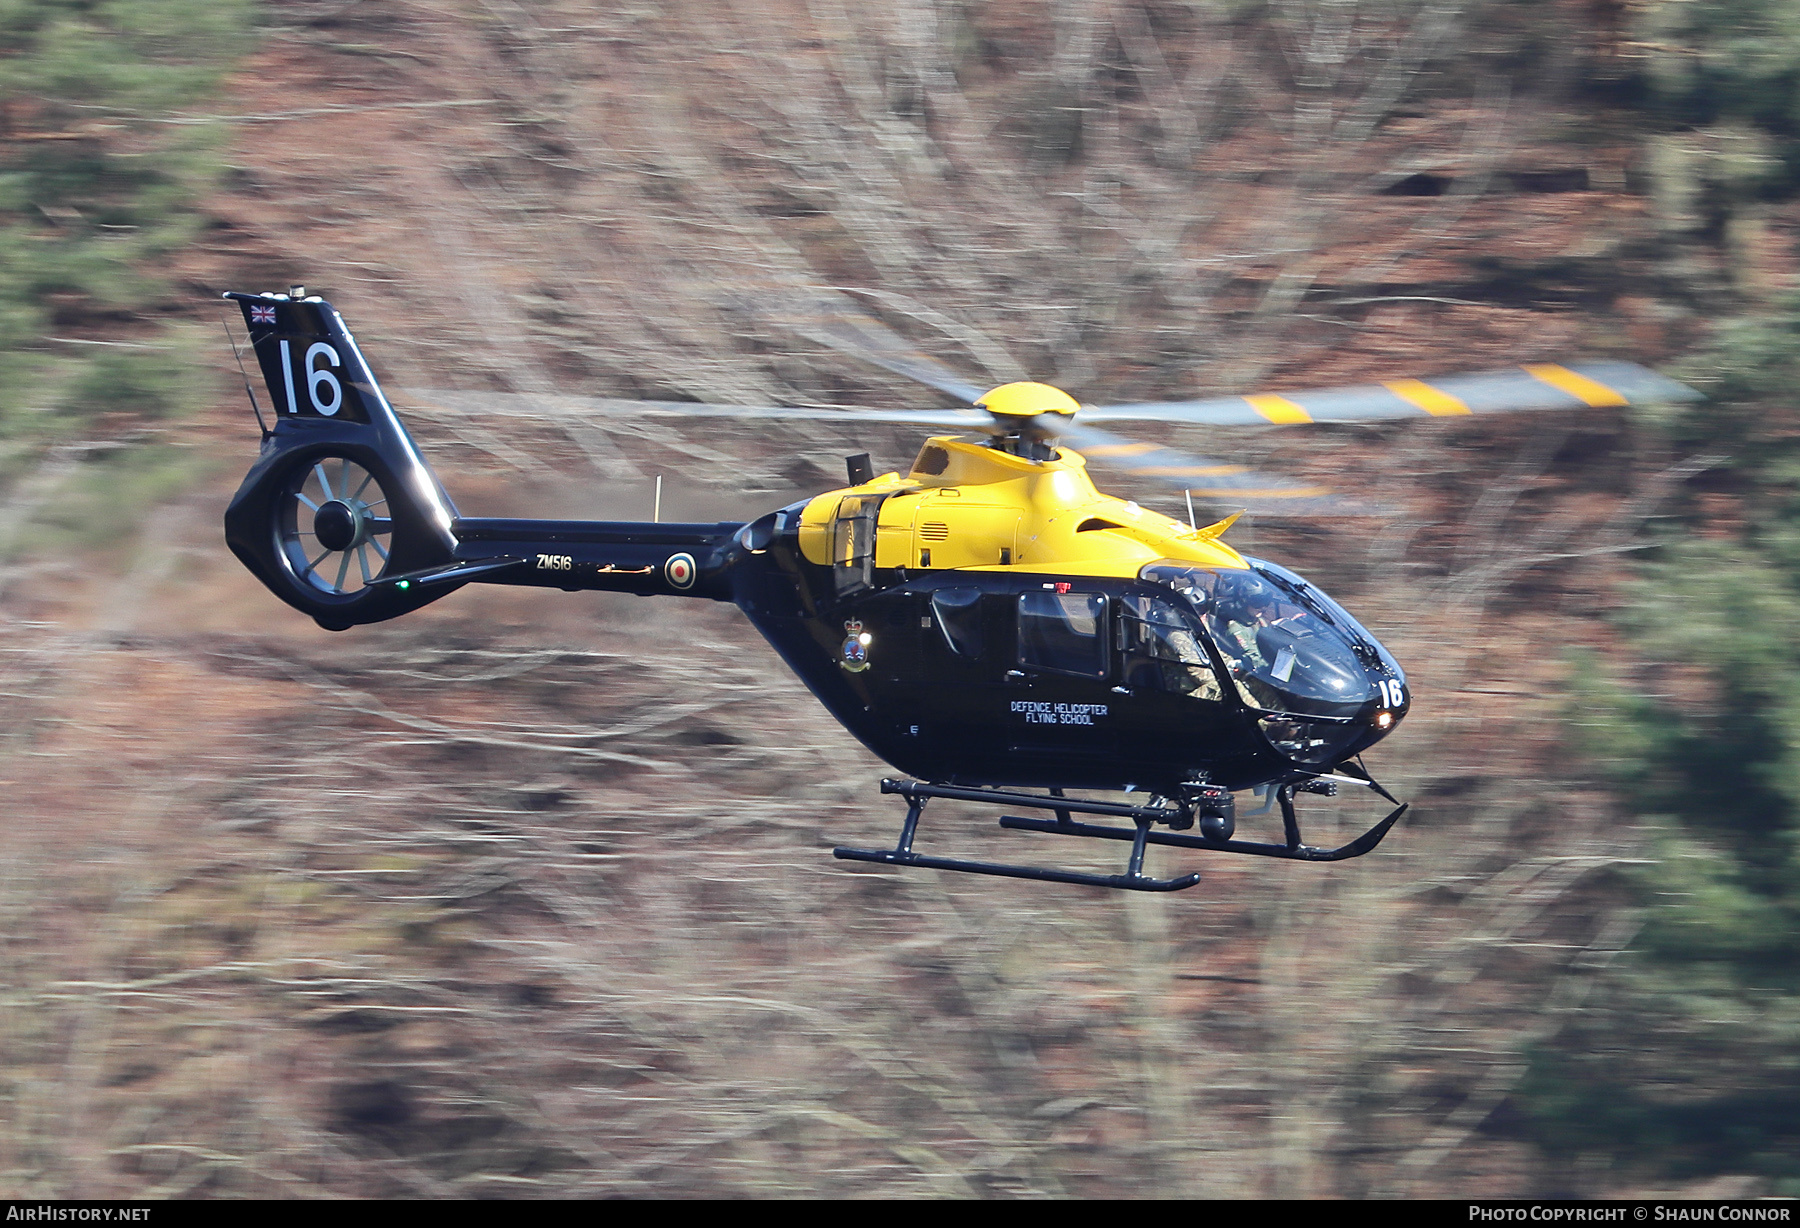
832 777 1408 893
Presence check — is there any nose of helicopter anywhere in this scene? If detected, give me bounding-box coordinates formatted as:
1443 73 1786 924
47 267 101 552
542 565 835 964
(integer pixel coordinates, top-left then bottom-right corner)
1143 558 1408 768
1249 662 1408 769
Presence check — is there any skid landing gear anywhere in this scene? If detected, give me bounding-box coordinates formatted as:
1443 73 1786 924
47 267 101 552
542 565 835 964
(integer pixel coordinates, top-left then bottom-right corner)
832 778 1408 893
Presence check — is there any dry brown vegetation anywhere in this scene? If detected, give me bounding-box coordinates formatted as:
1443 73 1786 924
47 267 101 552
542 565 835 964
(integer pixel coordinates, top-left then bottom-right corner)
0 0 1770 1198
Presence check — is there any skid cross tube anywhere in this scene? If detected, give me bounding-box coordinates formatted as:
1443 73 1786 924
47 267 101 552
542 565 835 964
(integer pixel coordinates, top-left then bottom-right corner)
880 778 1186 822
832 779 1203 892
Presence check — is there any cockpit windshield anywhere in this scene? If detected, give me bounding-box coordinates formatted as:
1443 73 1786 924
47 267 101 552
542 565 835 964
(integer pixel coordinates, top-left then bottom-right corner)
1140 559 1397 720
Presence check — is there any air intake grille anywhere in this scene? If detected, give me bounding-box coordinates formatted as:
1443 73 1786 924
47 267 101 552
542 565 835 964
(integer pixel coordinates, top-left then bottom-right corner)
919 522 950 541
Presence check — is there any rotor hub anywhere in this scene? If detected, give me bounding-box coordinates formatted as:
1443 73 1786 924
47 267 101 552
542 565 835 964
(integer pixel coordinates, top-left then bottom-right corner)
975 381 1080 420
313 499 362 552
973 383 1078 461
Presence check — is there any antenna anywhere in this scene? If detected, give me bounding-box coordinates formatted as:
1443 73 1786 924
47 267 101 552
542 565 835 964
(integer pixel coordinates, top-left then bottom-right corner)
653 474 662 524
1185 488 1196 532
219 307 270 440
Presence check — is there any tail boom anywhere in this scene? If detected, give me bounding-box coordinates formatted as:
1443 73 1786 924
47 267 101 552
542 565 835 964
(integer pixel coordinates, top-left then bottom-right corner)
222 289 741 628
422 517 740 600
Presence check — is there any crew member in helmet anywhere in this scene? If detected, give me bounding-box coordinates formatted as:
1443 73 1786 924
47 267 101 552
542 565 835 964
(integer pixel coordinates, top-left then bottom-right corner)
1212 574 1285 672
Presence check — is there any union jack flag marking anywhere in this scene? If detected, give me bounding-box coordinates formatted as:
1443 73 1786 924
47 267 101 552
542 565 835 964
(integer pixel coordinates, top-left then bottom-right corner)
249 304 277 325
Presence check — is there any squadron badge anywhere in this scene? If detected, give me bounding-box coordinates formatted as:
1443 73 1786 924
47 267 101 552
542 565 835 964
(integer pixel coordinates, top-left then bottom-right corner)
839 618 871 673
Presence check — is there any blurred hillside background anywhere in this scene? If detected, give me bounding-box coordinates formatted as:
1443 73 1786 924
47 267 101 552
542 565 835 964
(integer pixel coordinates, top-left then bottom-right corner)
3 0 1800 1199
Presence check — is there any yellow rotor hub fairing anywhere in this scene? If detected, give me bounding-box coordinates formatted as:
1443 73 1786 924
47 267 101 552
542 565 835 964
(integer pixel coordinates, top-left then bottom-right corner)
975 381 1081 419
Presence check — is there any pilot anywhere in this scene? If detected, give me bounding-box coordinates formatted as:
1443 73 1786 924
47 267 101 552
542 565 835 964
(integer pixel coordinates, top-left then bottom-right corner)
1214 577 1283 672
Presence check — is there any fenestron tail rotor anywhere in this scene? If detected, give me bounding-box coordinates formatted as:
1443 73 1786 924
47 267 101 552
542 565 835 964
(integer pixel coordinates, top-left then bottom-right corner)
278 456 392 596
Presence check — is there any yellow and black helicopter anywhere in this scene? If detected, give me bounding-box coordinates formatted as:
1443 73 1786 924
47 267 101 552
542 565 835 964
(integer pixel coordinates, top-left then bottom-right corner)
220 287 1699 892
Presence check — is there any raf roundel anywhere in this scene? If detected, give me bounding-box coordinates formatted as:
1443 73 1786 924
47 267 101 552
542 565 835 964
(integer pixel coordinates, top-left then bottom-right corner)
664 552 696 590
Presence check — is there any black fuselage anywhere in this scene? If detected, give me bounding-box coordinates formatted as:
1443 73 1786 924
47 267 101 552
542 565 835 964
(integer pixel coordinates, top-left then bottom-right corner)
742 571 1282 794
718 510 1395 795
363 502 1405 796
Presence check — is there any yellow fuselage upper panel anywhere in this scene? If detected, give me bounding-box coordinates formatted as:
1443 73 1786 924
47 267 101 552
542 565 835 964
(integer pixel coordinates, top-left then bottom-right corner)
797 436 1249 577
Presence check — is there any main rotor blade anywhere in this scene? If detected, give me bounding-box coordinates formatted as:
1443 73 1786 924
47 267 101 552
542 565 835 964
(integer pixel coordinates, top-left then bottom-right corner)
402 390 1367 515
1049 420 1380 518
787 312 990 404
398 389 987 429
1082 361 1700 426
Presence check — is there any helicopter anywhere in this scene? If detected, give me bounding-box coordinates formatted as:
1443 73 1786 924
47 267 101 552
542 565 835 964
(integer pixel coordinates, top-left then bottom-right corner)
219 286 1701 893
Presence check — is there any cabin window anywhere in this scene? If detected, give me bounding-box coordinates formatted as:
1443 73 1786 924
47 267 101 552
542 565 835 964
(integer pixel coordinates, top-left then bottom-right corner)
1017 590 1108 678
931 587 985 658
1119 595 1223 700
